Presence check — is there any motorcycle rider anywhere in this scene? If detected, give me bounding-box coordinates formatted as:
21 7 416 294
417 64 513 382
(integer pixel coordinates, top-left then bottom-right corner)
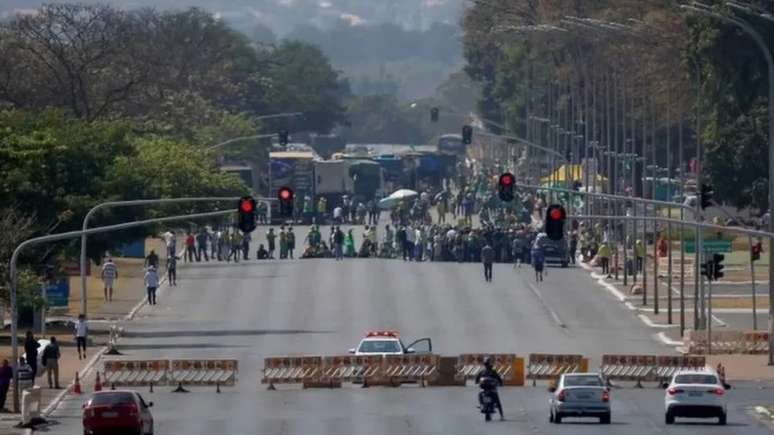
475 357 504 420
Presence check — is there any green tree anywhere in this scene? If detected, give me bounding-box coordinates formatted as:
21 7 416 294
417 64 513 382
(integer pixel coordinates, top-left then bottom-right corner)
267 41 349 133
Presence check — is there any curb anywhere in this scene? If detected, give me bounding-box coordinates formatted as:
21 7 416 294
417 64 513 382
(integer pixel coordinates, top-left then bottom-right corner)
41 346 106 417
754 405 773 420
40 248 183 418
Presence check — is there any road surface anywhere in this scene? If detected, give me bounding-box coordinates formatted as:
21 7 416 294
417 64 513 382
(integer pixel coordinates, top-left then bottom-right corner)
46 248 774 434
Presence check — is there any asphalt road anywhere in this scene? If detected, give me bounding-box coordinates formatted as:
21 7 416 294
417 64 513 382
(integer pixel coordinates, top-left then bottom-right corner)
44 247 774 435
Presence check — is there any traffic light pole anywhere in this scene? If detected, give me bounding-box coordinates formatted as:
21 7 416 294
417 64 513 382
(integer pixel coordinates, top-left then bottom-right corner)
79 197 240 316
11 208 234 413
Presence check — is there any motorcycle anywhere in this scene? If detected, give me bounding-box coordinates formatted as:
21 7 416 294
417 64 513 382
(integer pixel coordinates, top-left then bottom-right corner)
477 377 499 421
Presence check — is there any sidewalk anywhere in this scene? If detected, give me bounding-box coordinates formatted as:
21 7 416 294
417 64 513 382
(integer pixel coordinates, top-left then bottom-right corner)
0 236 180 432
580 258 774 382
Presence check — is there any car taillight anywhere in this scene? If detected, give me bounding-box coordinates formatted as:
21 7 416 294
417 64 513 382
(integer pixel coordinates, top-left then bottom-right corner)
602 390 610 402
123 403 139 416
557 389 566 402
710 388 725 396
667 388 684 395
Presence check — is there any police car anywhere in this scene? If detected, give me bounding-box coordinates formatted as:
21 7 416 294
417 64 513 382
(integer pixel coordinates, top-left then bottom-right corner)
348 330 432 355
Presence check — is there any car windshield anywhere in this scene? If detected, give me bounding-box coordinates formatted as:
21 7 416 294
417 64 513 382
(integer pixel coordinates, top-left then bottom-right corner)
564 376 603 387
358 340 401 353
90 393 135 406
674 375 719 385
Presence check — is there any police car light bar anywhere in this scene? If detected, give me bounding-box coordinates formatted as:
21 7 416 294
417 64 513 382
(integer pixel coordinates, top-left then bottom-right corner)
366 330 400 338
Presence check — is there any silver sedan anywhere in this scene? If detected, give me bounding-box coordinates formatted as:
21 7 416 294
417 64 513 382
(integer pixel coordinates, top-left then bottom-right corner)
549 373 611 424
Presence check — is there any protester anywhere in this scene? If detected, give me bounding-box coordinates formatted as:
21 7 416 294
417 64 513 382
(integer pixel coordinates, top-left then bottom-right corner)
481 242 495 282
23 331 39 382
75 314 88 360
144 265 159 306
101 256 118 302
0 360 11 411
42 337 61 389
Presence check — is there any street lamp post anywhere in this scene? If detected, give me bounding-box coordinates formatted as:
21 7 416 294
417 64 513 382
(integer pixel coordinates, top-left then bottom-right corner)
683 3 774 361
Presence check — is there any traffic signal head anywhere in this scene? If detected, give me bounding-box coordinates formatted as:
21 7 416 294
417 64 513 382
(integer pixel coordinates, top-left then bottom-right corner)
237 196 257 233
752 242 762 261
430 107 439 123
462 125 473 145
544 204 566 241
278 186 294 218
498 172 515 202
712 253 725 280
278 130 289 146
700 184 714 209
701 261 710 280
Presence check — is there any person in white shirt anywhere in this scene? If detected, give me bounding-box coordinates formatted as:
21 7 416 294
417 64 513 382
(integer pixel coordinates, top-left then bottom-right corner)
144 265 159 306
74 314 88 360
101 257 118 302
333 206 343 224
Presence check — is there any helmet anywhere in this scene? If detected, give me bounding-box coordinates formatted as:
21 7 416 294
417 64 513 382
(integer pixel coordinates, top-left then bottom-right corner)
483 356 493 368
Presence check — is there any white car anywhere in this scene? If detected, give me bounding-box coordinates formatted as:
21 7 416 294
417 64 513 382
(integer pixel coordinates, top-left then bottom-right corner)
549 373 611 424
664 369 727 425
348 330 432 356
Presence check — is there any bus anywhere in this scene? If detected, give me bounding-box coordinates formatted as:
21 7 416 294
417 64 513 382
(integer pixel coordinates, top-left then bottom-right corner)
437 134 466 156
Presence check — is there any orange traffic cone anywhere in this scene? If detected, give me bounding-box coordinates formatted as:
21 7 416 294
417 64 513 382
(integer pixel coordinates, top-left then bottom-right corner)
73 372 82 395
94 372 102 392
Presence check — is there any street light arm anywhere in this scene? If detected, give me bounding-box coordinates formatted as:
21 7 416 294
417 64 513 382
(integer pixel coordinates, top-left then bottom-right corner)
206 133 276 151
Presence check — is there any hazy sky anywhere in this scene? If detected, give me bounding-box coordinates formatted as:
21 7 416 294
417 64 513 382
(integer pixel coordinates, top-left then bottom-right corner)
0 0 467 34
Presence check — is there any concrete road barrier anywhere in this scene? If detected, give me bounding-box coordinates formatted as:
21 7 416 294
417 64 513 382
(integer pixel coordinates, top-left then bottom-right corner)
169 359 238 386
651 356 706 382
455 354 524 386
262 356 322 388
103 360 169 386
527 354 586 385
600 355 657 386
382 354 439 385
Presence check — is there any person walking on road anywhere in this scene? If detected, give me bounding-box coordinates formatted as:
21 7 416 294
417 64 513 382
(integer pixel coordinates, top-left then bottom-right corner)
242 232 251 260
167 254 177 286
23 331 39 383
144 265 159 306
74 314 88 360
266 228 276 259
333 227 344 260
185 232 196 262
163 230 176 259
42 337 61 389
287 227 296 259
101 256 118 302
569 231 578 265
196 229 210 262
532 242 545 282
597 241 611 277
0 360 12 411
279 227 288 259
145 250 159 270
481 242 495 282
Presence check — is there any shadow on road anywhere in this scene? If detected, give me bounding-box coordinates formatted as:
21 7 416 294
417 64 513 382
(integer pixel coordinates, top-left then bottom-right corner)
123 329 334 338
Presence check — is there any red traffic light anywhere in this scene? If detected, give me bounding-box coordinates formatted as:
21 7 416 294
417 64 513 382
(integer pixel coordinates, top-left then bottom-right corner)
499 173 514 186
549 208 563 221
278 187 293 201
239 198 255 213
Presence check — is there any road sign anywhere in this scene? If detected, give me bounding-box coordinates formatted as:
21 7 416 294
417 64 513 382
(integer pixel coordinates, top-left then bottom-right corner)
684 240 732 254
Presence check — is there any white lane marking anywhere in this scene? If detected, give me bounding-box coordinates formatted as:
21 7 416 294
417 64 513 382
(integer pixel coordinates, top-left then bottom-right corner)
657 332 684 347
638 314 679 329
527 283 566 329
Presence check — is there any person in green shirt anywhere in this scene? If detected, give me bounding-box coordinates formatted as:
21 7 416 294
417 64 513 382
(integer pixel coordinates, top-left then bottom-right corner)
287 227 296 259
635 239 645 272
344 229 355 257
597 242 611 276
279 227 288 259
